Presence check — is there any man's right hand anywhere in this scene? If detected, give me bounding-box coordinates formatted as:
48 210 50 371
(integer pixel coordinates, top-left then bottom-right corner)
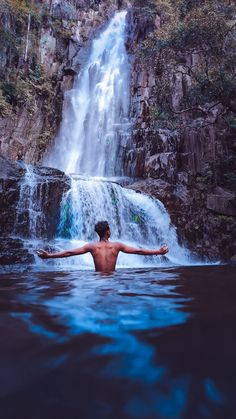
158 246 169 255
37 249 50 259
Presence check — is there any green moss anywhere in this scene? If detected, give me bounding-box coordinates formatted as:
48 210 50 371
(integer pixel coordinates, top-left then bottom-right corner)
222 172 236 188
51 19 75 39
196 166 215 185
38 129 52 151
28 64 45 85
1 82 18 105
134 0 158 17
0 77 34 106
137 0 236 119
150 105 177 129
0 28 17 51
0 89 11 116
225 114 236 129
3 0 41 24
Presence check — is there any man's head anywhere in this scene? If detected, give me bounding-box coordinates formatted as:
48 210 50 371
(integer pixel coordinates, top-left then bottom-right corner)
95 221 110 239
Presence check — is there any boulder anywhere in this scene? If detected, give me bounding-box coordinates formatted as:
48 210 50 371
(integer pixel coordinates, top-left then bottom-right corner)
0 238 34 266
145 152 178 181
207 188 236 217
0 156 71 239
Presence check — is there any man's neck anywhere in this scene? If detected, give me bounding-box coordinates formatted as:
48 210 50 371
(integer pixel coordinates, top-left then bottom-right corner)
100 237 109 243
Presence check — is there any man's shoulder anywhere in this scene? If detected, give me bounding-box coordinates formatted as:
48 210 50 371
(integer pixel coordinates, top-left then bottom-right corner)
87 242 97 248
109 241 124 249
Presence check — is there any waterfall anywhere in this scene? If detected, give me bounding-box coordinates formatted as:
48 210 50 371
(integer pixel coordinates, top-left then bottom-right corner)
15 165 46 239
15 11 193 269
45 11 131 176
24 13 31 62
55 178 191 267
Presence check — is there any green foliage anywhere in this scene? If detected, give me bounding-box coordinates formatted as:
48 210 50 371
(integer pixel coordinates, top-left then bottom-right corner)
52 19 74 39
222 172 236 188
0 1 52 112
158 13 227 54
0 0 43 76
2 0 41 24
1 82 18 105
195 166 215 185
184 69 236 111
0 78 34 106
38 129 52 151
28 65 44 85
0 28 17 51
225 114 236 130
137 0 236 122
133 0 157 13
150 105 177 129
177 0 204 17
0 89 11 116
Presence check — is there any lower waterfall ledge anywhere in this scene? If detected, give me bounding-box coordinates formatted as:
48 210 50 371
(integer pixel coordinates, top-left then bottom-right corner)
0 237 35 267
126 179 236 263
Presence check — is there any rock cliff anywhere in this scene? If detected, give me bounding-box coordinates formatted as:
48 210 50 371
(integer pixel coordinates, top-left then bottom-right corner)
125 2 236 261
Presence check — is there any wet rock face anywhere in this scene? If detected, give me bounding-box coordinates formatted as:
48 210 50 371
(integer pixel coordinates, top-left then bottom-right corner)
14 166 71 240
0 156 25 237
125 117 236 261
0 156 70 264
206 188 236 217
0 238 34 266
126 9 236 262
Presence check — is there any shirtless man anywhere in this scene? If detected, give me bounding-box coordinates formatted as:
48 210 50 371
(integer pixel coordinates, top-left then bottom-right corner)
37 220 169 273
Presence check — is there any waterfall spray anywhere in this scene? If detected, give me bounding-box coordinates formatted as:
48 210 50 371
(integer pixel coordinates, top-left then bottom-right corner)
24 13 31 62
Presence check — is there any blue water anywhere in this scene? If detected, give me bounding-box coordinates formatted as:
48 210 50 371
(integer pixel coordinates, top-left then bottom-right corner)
0 265 236 419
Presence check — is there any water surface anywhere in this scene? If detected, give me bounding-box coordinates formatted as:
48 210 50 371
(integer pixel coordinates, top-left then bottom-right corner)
0 265 236 419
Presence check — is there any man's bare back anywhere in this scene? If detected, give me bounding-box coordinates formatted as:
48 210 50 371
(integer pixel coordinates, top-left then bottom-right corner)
37 221 169 273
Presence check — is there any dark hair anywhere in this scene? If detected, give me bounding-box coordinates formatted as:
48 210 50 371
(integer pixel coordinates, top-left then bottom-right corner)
95 221 110 238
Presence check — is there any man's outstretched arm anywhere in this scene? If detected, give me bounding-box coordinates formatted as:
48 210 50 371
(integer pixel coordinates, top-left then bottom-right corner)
119 244 169 256
37 244 91 259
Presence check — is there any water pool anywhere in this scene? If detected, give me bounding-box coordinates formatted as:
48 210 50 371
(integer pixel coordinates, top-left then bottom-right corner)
0 265 236 419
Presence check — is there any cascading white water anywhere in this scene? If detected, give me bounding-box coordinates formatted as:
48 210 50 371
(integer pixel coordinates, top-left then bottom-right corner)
45 11 131 176
54 178 191 268
15 165 46 238
18 10 194 269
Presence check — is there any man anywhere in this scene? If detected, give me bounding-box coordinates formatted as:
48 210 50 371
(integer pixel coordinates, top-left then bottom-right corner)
37 220 169 273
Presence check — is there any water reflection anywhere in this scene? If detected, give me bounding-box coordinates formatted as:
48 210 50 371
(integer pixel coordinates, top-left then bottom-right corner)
0 266 236 419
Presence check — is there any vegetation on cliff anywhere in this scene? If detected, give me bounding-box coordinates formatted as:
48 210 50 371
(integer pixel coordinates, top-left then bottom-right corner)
134 0 236 129
0 0 72 158
0 0 42 108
